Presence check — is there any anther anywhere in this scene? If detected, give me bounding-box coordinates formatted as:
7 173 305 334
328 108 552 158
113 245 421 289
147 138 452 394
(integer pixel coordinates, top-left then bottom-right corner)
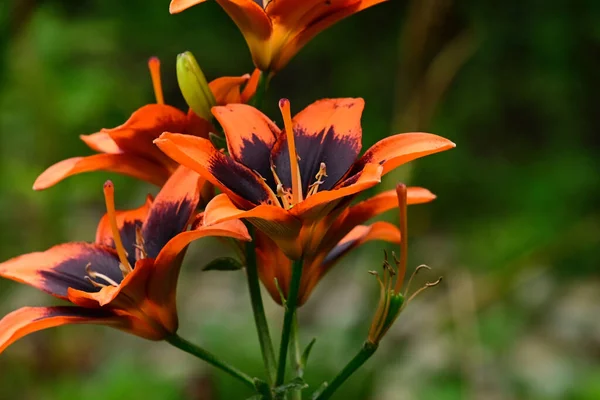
134 225 147 260
307 162 327 197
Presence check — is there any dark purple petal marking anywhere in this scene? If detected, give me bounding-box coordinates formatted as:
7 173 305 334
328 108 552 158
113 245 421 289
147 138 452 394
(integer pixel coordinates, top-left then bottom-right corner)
38 245 122 296
142 199 195 259
35 306 118 320
102 221 141 267
209 154 271 205
237 133 277 190
271 126 361 194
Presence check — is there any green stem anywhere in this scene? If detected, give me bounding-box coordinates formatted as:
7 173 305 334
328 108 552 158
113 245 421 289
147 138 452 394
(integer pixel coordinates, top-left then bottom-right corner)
314 341 379 400
276 259 304 388
166 334 255 389
245 224 277 385
289 314 303 400
251 71 269 110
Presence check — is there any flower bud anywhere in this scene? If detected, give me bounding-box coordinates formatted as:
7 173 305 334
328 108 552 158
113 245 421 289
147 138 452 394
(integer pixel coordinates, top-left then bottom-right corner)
176 51 216 121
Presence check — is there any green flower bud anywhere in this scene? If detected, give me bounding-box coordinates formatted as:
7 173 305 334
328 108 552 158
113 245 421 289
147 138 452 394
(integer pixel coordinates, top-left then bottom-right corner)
176 51 216 121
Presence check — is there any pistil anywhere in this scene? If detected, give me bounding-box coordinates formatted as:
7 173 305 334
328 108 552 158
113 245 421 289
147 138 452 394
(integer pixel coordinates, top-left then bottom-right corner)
103 181 133 276
279 99 302 205
394 184 408 293
148 57 165 105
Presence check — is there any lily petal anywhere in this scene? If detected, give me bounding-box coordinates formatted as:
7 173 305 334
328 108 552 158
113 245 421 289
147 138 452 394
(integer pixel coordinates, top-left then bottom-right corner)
353 132 456 176
240 68 261 103
0 243 121 299
96 195 153 266
204 193 303 259
142 166 204 258
292 162 383 221
149 220 251 332
272 98 364 193
155 133 278 207
255 231 292 303
33 154 171 190
269 0 387 72
209 74 251 105
170 0 208 13
299 221 399 305
212 103 278 181
0 306 130 354
80 132 121 154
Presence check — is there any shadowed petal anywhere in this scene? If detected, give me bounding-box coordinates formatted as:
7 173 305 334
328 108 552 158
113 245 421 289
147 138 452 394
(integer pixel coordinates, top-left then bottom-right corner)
142 166 204 258
352 132 456 176
212 104 278 183
33 154 171 190
269 0 387 71
204 193 303 259
272 98 364 193
96 195 153 265
240 68 261 103
299 221 399 305
148 220 251 332
80 132 121 154
0 306 130 354
155 133 278 206
170 0 208 13
255 231 292 304
209 74 250 104
0 243 122 298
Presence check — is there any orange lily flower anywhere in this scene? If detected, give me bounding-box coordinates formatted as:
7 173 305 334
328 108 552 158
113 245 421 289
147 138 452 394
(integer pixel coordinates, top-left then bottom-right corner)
0 167 250 353
255 187 435 305
169 0 388 73
33 58 259 190
155 98 455 262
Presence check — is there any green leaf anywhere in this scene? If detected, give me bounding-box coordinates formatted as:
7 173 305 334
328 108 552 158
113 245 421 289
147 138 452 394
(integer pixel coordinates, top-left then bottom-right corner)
203 257 243 271
274 377 309 395
311 382 329 400
245 396 263 400
300 337 317 372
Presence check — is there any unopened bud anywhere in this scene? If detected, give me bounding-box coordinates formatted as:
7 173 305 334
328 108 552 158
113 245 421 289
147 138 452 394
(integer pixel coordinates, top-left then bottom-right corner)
176 51 216 121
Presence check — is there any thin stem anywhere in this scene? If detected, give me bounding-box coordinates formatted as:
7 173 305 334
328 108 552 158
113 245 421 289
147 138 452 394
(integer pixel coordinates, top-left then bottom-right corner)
276 258 304 388
314 341 379 400
289 314 303 400
245 224 277 385
251 71 269 110
165 334 255 389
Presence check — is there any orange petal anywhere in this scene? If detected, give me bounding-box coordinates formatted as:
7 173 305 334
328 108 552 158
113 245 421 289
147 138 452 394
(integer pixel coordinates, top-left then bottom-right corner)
292 162 383 221
148 220 251 332
96 194 153 261
272 98 364 193
255 231 292 305
155 133 278 206
240 68 261 103
212 103 278 179
0 243 121 299
214 0 273 71
170 0 208 13
104 104 197 167
269 0 387 72
142 166 204 258
354 132 456 176
80 132 121 154
0 306 132 354
204 193 303 259
33 154 171 190
209 74 250 105
299 221 399 305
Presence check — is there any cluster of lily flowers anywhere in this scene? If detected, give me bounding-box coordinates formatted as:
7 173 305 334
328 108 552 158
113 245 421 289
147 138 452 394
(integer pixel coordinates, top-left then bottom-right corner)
0 0 455 398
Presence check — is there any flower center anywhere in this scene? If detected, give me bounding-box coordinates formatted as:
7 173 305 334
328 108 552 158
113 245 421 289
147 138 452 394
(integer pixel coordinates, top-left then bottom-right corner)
148 57 164 105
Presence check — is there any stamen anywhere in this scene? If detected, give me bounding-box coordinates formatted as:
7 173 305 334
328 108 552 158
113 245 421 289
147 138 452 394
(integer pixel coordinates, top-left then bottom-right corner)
85 263 119 287
271 163 291 209
103 181 133 276
134 225 148 260
279 98 302 204
394 183 408 293
307 162 327 197
403 264 431 297
148 57 165 105
406 277 443 304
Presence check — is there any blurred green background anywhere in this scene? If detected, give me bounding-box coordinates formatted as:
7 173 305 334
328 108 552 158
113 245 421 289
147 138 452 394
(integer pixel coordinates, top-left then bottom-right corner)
1 0 599 399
